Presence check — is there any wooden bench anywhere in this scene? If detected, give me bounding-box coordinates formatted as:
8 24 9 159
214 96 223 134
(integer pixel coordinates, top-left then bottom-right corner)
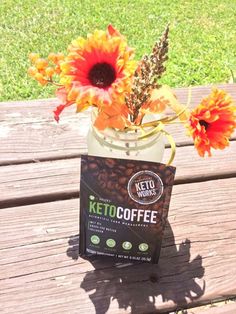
1 84 236 314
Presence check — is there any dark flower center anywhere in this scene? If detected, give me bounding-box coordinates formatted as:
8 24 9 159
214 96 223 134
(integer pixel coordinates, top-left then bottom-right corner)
88 62 116 88
199 119 210 130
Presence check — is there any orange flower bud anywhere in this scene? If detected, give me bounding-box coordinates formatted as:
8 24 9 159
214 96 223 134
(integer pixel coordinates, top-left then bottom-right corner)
28 67 38 77
39 68 46 76
56 53 64 61
29 53 40 63
35 58 48 70
48 53 57 63
34 73 48 85
55 65 61 74
60 61 71 72
45 67 54 77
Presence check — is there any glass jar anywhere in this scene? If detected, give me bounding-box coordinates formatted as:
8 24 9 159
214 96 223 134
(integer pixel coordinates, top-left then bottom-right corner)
87 111 165 163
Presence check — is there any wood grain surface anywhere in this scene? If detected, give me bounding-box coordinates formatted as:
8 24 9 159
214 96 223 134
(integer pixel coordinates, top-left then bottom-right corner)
1 178 236 313
1 83 236 313
191 302 236 314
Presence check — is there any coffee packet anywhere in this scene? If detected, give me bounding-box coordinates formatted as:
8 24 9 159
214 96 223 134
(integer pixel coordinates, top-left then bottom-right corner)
79 155 175 263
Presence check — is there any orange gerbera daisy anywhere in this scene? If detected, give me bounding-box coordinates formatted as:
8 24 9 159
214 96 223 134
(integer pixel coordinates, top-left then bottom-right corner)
53 25 136 121
188 89 236 157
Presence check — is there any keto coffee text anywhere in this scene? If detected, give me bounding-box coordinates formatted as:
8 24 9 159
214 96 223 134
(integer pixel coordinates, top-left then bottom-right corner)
89 200 159 224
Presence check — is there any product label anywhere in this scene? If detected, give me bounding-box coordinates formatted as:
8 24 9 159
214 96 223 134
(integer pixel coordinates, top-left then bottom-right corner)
79 155 176 263
127 170 163 204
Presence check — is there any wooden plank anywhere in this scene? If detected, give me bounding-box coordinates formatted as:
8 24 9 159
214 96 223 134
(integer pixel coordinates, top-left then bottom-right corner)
1 84 235 165
0 158 80 208
190 302 236 314
167 140 236 184
0 109 88 165
1 178 236 313
0 199 78 250
1 141 236 208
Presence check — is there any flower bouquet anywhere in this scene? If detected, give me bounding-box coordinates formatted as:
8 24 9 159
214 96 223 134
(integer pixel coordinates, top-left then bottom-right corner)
28 24 236 162
28 25 236 264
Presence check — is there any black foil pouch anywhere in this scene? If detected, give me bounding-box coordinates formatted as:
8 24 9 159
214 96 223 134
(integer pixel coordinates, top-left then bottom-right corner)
79 155 175 263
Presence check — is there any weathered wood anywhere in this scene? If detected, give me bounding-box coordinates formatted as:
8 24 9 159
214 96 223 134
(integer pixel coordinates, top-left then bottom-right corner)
0 158 80 208
1 178 236 313
191 302 236 314
170 140 236 183
0 110 88 165
0 199 78 250
1 84 235 165
1 140 236 208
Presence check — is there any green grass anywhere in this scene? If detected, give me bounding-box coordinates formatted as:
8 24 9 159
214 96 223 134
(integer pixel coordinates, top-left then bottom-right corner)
0 0 236 101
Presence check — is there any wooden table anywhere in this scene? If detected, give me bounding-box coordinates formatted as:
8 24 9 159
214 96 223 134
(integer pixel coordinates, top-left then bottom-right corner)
1 84 236 314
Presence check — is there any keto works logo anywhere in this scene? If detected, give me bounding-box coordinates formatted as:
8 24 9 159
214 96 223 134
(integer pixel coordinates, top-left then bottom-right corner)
127 170 163 205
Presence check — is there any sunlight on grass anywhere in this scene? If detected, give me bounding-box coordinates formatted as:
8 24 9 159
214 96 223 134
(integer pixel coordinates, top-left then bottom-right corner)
0 0 235 101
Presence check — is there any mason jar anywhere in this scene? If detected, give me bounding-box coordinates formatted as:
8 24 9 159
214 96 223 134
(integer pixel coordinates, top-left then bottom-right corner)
87 111 165 163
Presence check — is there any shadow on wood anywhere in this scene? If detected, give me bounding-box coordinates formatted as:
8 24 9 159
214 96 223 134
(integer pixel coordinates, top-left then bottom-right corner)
66 222 205 314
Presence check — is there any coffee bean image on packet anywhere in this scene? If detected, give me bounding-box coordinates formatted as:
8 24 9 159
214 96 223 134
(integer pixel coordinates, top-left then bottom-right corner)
79 155 176 264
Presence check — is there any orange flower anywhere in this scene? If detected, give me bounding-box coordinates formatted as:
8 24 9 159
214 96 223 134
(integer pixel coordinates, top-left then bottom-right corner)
94 102 130 130
187 89 236 157
56 25 136 121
